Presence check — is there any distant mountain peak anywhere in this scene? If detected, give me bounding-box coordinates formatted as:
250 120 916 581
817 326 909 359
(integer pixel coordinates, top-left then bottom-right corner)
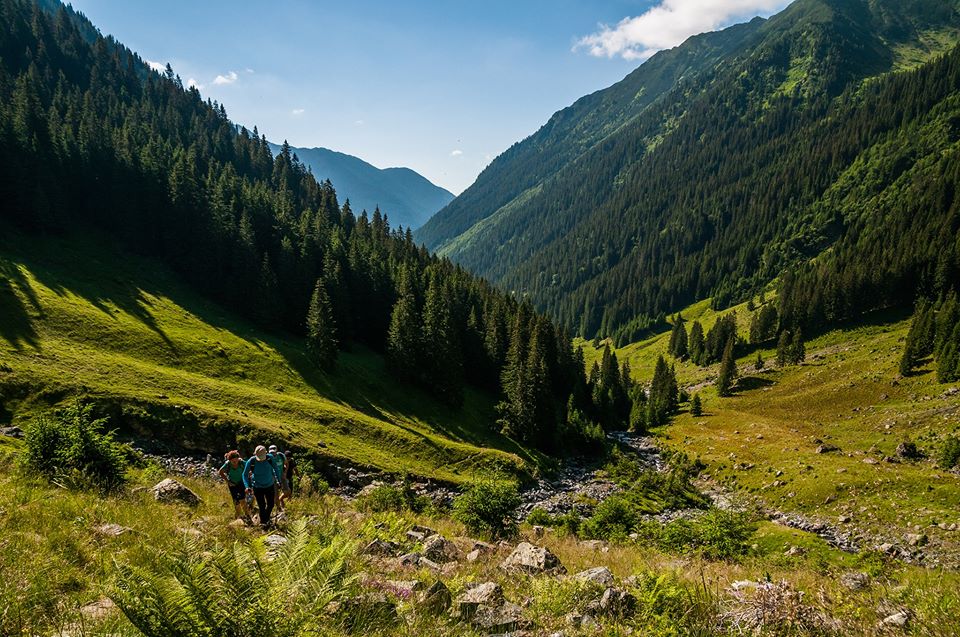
268 143 453 230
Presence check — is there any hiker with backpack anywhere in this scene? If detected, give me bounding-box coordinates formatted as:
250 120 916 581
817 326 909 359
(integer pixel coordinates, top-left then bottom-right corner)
218 450 251 522
268 444 286 512
283 449 298 499
243 445 281 528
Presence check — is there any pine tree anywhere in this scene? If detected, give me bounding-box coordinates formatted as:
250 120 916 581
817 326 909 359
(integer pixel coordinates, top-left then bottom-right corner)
717 337 738 397
937 323 960 383
689 321 705 366
305 279 337 371
755 351 765 371
789 329 806 365
386 270 421 379
668 315 688 359
776 330 791 367
690 393 703 417
422 276 463 406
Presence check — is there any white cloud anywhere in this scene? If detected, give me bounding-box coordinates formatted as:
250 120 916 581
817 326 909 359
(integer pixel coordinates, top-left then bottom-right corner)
146 59 166 73
576 0 791 61
213 71 239 85
291 108 305 115
245 68 255 74
187 78 203 90
354 119 365 126
450 149 464 157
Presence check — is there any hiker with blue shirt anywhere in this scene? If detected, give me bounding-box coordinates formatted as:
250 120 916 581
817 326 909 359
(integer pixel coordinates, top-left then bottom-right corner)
218 450 251 522
243 445 281 528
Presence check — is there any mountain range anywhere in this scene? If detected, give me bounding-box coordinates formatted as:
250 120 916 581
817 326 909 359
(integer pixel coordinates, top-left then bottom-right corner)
268 143 453 231
418 0 960 342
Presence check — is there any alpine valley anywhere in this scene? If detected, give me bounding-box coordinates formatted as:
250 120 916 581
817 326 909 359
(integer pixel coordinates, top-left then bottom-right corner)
1 0 959 635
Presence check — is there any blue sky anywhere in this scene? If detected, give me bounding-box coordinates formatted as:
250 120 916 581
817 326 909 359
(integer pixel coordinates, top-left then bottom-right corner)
67 0 791 194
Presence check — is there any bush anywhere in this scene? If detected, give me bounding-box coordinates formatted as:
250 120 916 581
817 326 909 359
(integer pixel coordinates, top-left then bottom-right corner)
580 496 638 541
357 480 428 513
452 477 520 539
939 435 960 469
22 402 127 491
526 507 554 526
635 510 756 560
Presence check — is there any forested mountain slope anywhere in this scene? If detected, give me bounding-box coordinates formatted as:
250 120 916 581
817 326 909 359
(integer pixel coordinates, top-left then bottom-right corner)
267 143 453 231
418 0 960 343
0 0 625 466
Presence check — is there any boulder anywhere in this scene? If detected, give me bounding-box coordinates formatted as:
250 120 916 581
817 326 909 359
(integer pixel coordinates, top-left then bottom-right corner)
500 542 565 575
151 479 201 506
361 539 399 557
263 534 287 548
452 582 504 619
396 552 421 567
895 441 920 460
573 566 614 587
905 533 927 547
565 612 596 629
473 601 525 634
0 426 24 439
422 534 461 563
419 580 452 614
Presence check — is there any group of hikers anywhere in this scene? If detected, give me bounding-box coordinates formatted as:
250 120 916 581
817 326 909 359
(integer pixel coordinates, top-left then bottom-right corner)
217 444 299 528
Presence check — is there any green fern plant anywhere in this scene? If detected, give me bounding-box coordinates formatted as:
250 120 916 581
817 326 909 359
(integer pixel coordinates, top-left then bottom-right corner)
110 520 354 636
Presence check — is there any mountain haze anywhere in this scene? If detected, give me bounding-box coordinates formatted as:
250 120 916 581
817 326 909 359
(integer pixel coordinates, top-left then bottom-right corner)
270 143 454 230
419 0 960 342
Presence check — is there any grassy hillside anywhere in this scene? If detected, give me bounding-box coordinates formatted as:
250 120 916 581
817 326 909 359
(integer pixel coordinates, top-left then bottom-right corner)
0 230 537 483
582 300 960 565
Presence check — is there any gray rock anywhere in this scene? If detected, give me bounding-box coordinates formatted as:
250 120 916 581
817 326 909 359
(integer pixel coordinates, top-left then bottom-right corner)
880 610 911 628
565 612 596 628
263 534 287 548
397 552 421 567
840 572 869 591
573 566 614 587
384 579 422 598
905 533 927 547
0 426 24 439
420 580 452 614
361 539 399 557
422 534 461 563
94 523 131 537
473 601 525 634
151 479 201 506
500 542 565 575
587 587 636 617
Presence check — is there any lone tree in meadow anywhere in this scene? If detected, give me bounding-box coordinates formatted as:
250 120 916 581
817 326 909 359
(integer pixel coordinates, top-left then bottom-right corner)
717 337 738 397
305 279 338 371
690 393 703 417
776 330 791 367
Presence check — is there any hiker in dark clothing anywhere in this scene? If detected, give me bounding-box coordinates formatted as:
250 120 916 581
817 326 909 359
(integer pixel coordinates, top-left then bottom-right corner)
283 450 298 499
218 450 251 521
243 445 281 528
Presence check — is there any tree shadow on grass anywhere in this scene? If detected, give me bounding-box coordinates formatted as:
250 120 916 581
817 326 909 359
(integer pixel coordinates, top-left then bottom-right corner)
0 261 40 351
733 375 776 393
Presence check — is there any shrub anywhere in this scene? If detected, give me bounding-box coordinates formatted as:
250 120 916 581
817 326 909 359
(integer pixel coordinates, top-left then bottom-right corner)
580 496 638 541
938 435 960 469
452 477 520 539
22 402 127 491
635 510 756 560
526 507 554 526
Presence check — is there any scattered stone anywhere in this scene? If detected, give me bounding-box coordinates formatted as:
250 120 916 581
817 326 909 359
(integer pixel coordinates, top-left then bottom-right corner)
94 523 131 537
587 587 636 617
839 515 851 524
79 597 116 621
880 610 911 628
227 518 249 529
565 612 596 629
862 458 879 465
397 552 421 567
406 530 428 542
422 534 461 563
784 545 806 557
579 540 606 551
420 580 452 614
895 441 920 460
452 582 504 619
384 580 422 598
500 542 565 575
840 572 869 591
573 566 615 587
905 533 927 547
419 556 442 571
466 549 483 562
531 525 545 539
361 539 399 557
0 426 24 439
473 601 525 634
263 534 287 548
151 479 201 506
878 543 896 554
816 444 839 454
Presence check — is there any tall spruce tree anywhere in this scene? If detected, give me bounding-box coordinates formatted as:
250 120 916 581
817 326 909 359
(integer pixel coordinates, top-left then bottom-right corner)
422 276 463 406
776 330 791 367
305 279 338 371
717 337 738 397
386 269 422 379
668 315 688 359
689 321 705 366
